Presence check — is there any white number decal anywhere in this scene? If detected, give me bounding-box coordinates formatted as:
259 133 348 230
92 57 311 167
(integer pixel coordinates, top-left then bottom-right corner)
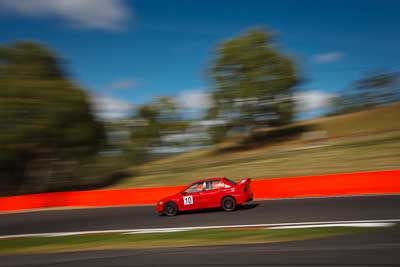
183 195 193 205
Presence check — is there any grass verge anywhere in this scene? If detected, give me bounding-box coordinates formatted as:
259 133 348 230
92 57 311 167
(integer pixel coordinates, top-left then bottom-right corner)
0 227 374 255
113 131 400 188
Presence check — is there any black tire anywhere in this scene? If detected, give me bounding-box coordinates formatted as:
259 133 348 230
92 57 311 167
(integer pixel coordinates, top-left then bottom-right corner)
164 202 178 216
221 196 236 212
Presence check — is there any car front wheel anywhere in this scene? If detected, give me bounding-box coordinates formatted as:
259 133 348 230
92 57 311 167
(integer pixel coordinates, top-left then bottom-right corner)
221 196 236 212
164 202 178 216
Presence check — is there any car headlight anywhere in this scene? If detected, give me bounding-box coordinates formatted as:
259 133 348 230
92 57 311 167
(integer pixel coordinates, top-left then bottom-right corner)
158 201 163 205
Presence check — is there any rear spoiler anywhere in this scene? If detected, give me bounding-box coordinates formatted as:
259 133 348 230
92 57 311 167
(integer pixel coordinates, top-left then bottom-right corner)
238 177 251 185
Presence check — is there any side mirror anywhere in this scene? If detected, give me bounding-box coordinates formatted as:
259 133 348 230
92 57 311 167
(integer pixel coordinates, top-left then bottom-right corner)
181 191 187 196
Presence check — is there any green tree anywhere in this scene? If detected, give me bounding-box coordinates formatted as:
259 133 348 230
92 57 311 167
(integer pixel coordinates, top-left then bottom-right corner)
355 72 399 105
331 71 399 115
0 42 105 194
209 29 299 141
130 96 188 161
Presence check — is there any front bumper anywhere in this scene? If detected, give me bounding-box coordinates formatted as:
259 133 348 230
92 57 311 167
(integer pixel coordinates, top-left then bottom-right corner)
156 203 163 213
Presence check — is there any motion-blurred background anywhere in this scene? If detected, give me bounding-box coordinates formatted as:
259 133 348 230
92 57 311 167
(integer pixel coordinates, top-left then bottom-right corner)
0 0 399 196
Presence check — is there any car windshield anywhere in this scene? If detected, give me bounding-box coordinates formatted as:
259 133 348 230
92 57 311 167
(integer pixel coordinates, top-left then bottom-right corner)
223 178 236 185
184 182 203 193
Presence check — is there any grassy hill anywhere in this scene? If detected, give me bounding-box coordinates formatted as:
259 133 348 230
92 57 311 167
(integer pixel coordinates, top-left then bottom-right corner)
305 102 400 137
111 103 400 189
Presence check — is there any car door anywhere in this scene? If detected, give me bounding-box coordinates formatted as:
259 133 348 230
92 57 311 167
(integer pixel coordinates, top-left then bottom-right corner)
198 180 221 208
180 182 203 211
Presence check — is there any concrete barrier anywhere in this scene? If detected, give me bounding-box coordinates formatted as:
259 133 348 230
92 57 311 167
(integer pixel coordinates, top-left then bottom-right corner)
0 170 399 212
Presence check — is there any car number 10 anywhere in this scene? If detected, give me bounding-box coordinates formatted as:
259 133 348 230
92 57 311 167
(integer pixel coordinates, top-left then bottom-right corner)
183 195 193 205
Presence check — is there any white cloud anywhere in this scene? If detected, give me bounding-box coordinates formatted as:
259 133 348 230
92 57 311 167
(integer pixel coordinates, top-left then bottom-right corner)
90 94 133 120
178 90 212 109
110 79 137 90
312 51 343 64
0 0 132 31
294 91 335 112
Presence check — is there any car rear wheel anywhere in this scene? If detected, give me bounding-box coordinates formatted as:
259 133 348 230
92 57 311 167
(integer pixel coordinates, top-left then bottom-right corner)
221 196 236 212
164 202 178 216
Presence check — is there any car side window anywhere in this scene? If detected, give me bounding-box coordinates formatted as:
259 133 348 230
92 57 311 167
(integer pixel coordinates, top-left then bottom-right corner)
204 180 222 191
185 182 203 193
222 180 232 188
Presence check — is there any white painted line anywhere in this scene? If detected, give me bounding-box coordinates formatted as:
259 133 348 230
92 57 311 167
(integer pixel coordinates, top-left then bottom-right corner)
125 229 189 234
267 222 396 229
0 219 398 239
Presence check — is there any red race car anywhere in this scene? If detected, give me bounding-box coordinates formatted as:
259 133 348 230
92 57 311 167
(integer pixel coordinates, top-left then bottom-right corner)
156 177 253 216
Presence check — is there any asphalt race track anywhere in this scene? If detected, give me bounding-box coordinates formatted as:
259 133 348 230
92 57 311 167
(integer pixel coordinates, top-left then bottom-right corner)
2 225 400 267
1 195 400 235
1 195 399 266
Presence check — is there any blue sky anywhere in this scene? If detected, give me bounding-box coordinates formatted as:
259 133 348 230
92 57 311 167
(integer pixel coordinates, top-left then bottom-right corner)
0 0 399 119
